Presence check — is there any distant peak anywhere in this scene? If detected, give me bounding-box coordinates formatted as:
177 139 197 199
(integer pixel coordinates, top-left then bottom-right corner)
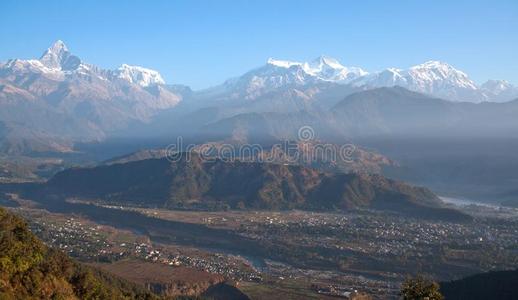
41 40 69 59
116 64 165 87
409 60 471 79
39 40 80 70
310 55 344 69
50 40 68 52
263 56 366 84
481 79 515 93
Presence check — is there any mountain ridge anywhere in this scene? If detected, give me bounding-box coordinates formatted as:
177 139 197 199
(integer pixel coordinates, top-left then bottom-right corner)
2 40 517 104
46 154 472 222
212 56 517 103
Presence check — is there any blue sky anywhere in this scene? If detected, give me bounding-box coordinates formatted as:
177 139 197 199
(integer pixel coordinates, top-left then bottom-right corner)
1 0 517 89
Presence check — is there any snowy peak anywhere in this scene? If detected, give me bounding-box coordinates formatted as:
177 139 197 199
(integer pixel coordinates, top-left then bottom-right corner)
264 56 367 83
115 64 165 87
355 68 406 87
481 80 515 94
218 56 367 100
0 40 169 88
233 56 505 102
0 40 80 78
409 60 469 80
352 60 485 102
480 80 518 102
45 40 68 54
223 58 311 95
408 60 476 89
304 56 368 82
39 40 81 71
303 56 344 78
305 55 345 72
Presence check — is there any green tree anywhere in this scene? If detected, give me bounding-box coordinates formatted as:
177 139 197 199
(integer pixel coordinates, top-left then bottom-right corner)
400 276 444 300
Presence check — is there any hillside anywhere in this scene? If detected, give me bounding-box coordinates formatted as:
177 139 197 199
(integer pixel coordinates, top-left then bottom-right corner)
0 206 159 299
143 87 518 146
331 87 518 138
47 154 470 221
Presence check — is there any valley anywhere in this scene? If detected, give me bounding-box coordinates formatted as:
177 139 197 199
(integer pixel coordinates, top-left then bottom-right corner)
2 188 517 299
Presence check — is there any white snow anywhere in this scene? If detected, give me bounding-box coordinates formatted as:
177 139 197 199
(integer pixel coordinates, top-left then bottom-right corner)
1 40 517 102
39 40 71 69
243 56 518 102
351 61 488 102
3 58 64 79
115 64 165 87
0 41 167 88
265 56 367 84
481 79 514 94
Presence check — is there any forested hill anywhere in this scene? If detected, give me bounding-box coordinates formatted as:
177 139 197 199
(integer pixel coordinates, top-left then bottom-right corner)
0 206 159 299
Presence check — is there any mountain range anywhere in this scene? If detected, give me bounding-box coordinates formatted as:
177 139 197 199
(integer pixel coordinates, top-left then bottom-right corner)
1 40 518 155
211 55 518 103
0 40 182 153
154 86 518 145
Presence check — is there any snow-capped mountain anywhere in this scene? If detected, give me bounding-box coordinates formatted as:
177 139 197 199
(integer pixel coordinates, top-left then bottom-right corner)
39 40 81 71
2 40 517 155
263 56 368 83
262 56 368 84
115 64 165 87
302 56 368 82
480 80 518 103
1 40 167 88
225 58 316 95
211 56 366 101
481 79 514 94
352 61 486 102
0 40 182 153
211 56 516 103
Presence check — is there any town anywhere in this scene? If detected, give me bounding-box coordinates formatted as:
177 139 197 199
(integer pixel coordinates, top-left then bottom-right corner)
10 200 517 298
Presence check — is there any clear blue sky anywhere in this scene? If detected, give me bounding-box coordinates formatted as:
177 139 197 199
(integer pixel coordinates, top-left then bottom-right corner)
1 0 517 89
